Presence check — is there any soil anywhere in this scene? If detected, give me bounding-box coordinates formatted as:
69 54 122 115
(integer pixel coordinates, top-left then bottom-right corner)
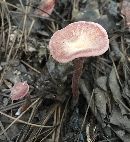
0 0 130 142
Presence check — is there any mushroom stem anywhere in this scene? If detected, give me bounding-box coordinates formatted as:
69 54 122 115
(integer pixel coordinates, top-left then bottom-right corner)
72 57 84 97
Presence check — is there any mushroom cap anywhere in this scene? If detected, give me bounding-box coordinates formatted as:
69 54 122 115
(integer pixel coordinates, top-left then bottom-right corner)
48 21 109 63
35 0 56 17
10 82 29 101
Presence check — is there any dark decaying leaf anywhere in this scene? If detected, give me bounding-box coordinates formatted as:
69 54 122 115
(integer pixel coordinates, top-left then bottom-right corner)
110 105 130 142
80 79 107 126
74 0 100 22
122 83 130 105
95 88 107 118
106 0 119 17
46 57 72 83
110 39 122 61
95 76 108 119
73 0 117 32
96 15 116 32
109 67 122 101
109 67 127 115
79 79 96 115
96 76 107 91
111 126 130 142
110 105 130 133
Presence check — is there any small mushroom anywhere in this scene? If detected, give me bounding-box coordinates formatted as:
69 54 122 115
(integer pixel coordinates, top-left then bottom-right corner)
48 21 109 106
10 81 29 101
35 0 56 17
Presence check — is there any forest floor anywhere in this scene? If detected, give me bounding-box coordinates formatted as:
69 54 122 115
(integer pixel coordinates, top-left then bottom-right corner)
0 0 130 142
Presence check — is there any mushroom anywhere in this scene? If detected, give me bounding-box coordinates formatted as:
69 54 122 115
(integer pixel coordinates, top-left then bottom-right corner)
48 21 109 106
10 81 29 101
35 0 56 17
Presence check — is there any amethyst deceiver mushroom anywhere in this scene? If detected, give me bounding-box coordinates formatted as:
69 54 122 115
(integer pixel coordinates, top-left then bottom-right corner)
48 21 109 105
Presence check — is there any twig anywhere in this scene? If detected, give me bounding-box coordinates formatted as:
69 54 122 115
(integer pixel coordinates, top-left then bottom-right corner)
0 98 52 136
81 89 95 130
0 111 54 129
21 60 41 74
